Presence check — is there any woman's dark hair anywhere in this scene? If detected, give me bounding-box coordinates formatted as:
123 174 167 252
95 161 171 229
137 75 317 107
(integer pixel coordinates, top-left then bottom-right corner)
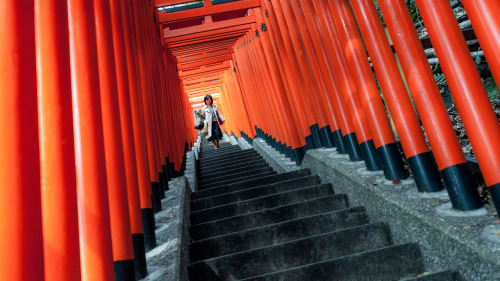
204 94 213 105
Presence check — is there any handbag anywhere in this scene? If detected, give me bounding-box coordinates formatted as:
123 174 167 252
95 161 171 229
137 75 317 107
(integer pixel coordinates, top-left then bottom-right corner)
216 110 225 126
194 121 204 130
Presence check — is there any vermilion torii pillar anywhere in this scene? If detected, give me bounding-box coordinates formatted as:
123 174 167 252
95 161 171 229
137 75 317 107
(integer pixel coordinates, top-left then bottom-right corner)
250 20 304 161
378 0 482 211
461 1 500 86
67 0 115 279
109 0 148 277
350 0 443 193
94 0 137 279
297 0 381 168
327 0 407 180
121 0 157 252
260 0 322 151
35 0 81 279
254 5 313 150
0 1 44 280
276 0 332 150
415 0 500 212
131 0 162 214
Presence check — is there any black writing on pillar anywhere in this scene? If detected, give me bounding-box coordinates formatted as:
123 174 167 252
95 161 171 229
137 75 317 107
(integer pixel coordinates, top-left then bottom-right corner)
255 29 260 38
233 67 236 73
265 10 269 18
260 23 268 32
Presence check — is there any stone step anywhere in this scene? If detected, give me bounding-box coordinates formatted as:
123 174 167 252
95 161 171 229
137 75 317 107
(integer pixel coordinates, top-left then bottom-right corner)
199 148 257 160
188 222 392 280
199 151 259 166
197 166 274 187
238 243 424 281
198 155 265 173
190 183 334 225
200 146 235 153
199 145 241 156
191 169 312 200
191 175 321 211
198 171 277 190
399 270 457 280
190 194 348 240
190 206 368 262
197 159 268 180
199 148 254 162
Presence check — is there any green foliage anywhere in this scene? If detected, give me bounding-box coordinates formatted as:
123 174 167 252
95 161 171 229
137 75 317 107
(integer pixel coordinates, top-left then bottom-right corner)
484 77 500 101
406 0 421 24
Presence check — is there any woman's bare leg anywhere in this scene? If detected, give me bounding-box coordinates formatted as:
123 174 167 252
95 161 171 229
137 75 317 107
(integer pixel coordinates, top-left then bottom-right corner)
215 139 220 148
210 139 218 149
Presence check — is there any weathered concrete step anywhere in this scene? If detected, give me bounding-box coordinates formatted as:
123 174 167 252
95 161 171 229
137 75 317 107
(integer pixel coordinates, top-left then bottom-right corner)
190 183 334 225
399 271 457 280
200 145 235 153
199 148 254 162
198 171 276 190
239 243 423 281
191 169 312 200
191 175 321 211
198 159 268 181
188 222 392 280
199 151 259 166
190 206 368 262
199 148 257 161
198 154 264 171
199 145 241 156
198 166 273 187
190 194 348 240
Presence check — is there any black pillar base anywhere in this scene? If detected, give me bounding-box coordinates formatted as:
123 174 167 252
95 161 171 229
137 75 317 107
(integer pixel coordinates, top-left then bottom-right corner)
169 162 176 178
489 183 500 217
132 233 148 279
407 152 443 193
376 143 408 180
320 126 335 148
332 129 347 154
441 163 483 211
162 164 170 191
151 182 162 213
114 259 136 281
158 172 165 199
293 146 305 166
310 124 323 148
288 146 295 161
305 135 314 151
165 157 171 181
360 140 382 171
141 208 157 251
277 141 284 154
343 132 363 161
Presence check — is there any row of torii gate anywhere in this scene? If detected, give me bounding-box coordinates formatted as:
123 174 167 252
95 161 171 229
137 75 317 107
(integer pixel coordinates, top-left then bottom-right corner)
2 0 500 280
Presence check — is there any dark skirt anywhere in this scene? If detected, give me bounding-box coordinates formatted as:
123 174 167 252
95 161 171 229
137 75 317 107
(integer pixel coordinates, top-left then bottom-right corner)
207 121 223 141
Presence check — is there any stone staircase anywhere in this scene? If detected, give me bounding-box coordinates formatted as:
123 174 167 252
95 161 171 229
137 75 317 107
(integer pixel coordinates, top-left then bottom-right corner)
188 140 457 280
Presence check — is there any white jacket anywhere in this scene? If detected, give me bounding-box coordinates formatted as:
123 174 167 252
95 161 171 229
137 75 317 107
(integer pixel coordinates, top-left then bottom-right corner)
198 105 225 138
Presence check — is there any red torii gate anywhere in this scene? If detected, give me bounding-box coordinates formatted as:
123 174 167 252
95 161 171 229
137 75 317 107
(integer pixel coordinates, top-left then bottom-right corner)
3 0 500 281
